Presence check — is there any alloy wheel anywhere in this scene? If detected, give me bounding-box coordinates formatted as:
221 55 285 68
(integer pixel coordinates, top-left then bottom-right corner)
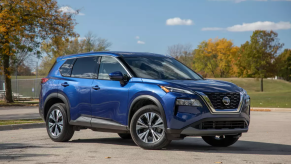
48 109 63 137
136 112 165 143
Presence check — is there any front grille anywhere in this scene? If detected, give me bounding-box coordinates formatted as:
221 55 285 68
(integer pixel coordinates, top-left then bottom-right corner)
204 92 240 109
196 121 247 129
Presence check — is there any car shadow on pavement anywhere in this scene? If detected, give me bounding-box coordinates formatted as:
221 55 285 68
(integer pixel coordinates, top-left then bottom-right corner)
0 143 58 161
71 137 291 155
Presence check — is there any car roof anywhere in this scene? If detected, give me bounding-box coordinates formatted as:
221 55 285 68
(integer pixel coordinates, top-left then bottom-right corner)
57 51 171 61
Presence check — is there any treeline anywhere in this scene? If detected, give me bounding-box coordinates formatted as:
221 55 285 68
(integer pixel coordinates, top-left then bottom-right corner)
168 30 291 82
38 32 111 76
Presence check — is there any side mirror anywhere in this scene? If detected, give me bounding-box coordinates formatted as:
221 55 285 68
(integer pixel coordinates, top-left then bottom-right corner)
109 71 123 81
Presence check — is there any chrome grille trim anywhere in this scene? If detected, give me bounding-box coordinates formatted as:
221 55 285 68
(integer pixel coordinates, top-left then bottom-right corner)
195 91 244 114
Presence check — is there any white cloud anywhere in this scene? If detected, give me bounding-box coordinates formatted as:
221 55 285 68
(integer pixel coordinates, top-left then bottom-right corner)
59 6 84 16
78 37 86 41
202 21 291 32
202 27 224 31
137 40 145 44
135 36 140 39
227 21 291 31
166 17 193 26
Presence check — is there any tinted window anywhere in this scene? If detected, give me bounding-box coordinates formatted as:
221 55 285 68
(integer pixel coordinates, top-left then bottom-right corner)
59 59 75 77
71 57 98 78
98 56 128 80
123 57 202 80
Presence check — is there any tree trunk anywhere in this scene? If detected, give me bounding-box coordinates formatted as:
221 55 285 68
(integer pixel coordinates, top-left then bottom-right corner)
260 77 263 92
3 55 14 103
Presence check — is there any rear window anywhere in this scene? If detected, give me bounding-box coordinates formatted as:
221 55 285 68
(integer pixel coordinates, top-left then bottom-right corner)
59 59 75 77
71 57 98 78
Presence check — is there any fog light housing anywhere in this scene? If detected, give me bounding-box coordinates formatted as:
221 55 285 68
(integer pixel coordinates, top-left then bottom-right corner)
245 98 250 106
176 99 202 107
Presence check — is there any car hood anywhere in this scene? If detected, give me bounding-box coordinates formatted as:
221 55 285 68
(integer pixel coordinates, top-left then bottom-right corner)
141 78 242 93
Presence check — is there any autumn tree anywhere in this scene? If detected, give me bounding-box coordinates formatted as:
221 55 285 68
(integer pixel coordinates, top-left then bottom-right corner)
274 49 291 81
39 32 111 76
166 44 193 68
235 30 284 92
193 38 238 78
0 0 78 102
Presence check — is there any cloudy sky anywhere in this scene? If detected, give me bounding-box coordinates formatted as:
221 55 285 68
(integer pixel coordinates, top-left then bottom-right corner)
58 0 291 54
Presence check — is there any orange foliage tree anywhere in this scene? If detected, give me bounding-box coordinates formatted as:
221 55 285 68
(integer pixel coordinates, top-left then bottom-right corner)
193 38 239 78
0 0 78 102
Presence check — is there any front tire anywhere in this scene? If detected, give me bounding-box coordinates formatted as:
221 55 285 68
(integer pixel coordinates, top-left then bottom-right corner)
130 105 171 150
46 103 74 142
202 135 239 147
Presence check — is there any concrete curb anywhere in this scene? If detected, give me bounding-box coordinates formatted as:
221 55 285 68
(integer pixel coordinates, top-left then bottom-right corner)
251 108 291 112
0 123 45 131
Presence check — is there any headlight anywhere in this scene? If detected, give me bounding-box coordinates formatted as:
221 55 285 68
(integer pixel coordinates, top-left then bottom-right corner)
160 86 194 94
176 99 202 107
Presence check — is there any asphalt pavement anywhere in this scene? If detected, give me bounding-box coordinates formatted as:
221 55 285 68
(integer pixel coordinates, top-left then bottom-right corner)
0 106 40 120
0 111 291 164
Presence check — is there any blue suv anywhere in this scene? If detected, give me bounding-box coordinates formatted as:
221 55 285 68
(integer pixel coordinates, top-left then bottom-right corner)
39 51 250 149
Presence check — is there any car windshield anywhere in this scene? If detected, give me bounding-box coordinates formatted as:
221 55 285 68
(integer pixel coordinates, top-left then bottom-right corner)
123 57 202 80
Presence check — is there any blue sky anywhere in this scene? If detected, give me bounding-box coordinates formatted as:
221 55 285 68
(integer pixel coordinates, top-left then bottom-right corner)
58 0 291 54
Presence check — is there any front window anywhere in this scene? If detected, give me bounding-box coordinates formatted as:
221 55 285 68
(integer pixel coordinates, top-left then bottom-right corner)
123 57 202 80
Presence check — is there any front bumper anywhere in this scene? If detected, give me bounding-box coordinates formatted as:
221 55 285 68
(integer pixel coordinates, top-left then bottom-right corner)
166 117 249 139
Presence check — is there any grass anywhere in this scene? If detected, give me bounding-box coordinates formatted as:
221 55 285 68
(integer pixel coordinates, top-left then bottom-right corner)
11 76 44 79
213 78 291 108
0 101 39 107
0 119 43 126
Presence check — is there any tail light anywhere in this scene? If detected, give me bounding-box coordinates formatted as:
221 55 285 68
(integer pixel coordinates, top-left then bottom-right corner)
41 78 49 84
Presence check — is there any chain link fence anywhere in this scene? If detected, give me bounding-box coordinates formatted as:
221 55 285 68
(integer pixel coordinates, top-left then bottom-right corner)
0 78 41 100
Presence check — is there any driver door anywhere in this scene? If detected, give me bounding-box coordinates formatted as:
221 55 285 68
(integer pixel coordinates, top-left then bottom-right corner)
91 56 131 125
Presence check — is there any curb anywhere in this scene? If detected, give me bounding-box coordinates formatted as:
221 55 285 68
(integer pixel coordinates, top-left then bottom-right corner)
0 123 45 131
251 108 291 112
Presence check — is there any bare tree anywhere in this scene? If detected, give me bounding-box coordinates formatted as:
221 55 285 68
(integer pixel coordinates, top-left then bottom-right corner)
83 32 112 52
166 44 193 68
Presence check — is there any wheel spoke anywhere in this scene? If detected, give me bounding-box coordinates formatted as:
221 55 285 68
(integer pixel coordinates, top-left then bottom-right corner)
151 129 161 142
137 118 147 127
49 124 55 133
152 124 164 130
49 113 55 122
153 117 163 127
49 122 55 128
138 130 149 143
149 113 155 125
54 124 59 136
143 113 150 124
57 110 62 120
58 124 63 132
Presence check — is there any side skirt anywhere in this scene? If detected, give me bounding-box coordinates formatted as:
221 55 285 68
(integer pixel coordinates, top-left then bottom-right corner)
69 116 129 133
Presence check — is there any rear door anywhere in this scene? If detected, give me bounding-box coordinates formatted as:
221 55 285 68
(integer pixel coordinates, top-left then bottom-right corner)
58 56 99 122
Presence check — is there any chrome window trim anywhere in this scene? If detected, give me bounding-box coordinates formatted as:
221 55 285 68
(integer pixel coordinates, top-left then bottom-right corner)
61 54 132 78
195 91 244 114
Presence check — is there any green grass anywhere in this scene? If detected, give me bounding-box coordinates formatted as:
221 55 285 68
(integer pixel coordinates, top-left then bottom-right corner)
0 101 39 107
0 119 43 126
11 76 44 79
212 78 291 108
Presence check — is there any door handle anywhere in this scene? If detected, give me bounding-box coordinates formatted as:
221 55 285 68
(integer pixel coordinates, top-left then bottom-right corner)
61 82 69 87
92 85 100 90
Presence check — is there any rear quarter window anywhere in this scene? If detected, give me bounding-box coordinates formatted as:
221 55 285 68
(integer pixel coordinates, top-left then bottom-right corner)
59 59 75 77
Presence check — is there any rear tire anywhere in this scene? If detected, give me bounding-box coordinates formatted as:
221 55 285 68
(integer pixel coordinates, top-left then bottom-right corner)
202 135 239 147
118 133 132 139
46 103 74 142
130 105 171 150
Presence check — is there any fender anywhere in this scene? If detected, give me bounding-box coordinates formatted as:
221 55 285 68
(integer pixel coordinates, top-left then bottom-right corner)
128 95 167 128
43 92 71 121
